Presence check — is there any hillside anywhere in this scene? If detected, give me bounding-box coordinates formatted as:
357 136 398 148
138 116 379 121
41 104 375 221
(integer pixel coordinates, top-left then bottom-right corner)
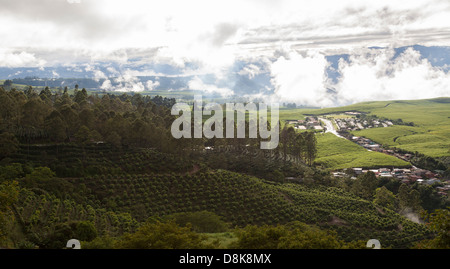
315 133 411 170
0 88 448 249
280 97 450 170
7 157 431 249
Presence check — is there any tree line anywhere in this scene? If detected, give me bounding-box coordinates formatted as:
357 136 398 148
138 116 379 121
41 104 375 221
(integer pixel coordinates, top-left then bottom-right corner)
0 86 183 156
0 86 317 167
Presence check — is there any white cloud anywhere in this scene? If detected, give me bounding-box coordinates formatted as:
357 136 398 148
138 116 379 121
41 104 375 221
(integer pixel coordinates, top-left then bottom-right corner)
188 76 234 97
93 70 107 80
100 70 146 92
0 49 46 67
114 71 146 92
238 64 262 79
269 49 334 107
0 0 449 106
146 80 160 91
335 47 450 104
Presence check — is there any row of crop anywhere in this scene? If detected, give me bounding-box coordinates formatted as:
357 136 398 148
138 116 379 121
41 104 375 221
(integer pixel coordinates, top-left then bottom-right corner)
15 188 139 240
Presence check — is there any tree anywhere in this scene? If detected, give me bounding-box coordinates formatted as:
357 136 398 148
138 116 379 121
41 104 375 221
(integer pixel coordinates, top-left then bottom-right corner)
59 104 80 139
105 131 122 148
0 163 24 183
280 125 295 162
352 171 377 199
115 220 209 249
231 222 358 249
415 208 450 249
75 125 93 145
24 167 55 185
44 110 67 142
0 132 19 159
21 97 49 130
74 88 87 104
0 180 19 244
165 211 228 233
74 221 98 242
397 184 422 213
305 132 317 166
3 79 13 87
39 87 52 101
373 186 396 210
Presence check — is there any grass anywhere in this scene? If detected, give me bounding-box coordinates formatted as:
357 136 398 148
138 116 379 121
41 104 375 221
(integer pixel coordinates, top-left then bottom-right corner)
279 98 450 159
315 133 411 170
351 103 450 158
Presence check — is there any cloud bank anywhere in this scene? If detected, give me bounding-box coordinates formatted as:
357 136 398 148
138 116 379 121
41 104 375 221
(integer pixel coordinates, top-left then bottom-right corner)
267 46 450 107
0 0 449 105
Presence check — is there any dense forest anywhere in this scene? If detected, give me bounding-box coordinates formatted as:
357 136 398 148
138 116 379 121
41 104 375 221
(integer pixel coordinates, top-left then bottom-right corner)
0 85 448 249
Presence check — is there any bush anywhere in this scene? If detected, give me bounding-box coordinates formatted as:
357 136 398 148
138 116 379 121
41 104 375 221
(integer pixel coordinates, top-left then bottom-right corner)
115 220 210 249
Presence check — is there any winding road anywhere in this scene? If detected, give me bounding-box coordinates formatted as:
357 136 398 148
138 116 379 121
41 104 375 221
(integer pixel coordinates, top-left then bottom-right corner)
319 117 344 138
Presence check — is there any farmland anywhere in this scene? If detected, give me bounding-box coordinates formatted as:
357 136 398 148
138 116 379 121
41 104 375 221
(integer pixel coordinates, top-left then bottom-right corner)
315 133 411 170
10 161 432 249
0 87 448 250
279 97 450 169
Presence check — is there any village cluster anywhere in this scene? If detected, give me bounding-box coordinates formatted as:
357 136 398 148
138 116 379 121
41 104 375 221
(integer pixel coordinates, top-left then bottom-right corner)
286 113 394 132
333 114 394 131
285 116 324 130
334 135 449 197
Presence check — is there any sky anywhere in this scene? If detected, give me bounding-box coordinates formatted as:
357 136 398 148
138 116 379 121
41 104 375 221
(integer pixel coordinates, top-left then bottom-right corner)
0 0 450 106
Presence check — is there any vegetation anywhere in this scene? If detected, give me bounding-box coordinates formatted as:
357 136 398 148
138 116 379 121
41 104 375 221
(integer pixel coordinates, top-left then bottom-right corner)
315 133 410 170
0 85 448 249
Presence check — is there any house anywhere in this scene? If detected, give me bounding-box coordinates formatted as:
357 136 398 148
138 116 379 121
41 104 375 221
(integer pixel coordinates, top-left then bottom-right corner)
332 172 347 178
409 175 422 181
401 179 410 184
286 120 298 125
425 178 440 185
353 168 363 175
368 144 380 150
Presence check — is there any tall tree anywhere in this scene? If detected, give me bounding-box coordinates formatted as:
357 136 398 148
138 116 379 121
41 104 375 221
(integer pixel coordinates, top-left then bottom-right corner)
305 132 317 166
373 186 396 210
0 132 19 159
0 180 19 244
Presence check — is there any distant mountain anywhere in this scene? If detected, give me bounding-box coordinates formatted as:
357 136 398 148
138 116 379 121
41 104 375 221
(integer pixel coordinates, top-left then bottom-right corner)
1 45 449 102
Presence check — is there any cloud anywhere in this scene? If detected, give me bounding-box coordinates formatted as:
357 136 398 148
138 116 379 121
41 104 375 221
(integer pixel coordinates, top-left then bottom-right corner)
52 70 60 78
0 0 449 106
209 23 240 47
100 69 145 92
0 49 46 67
188 76 234 97
100 79 113 91
269 49 334 107
335 47 450 104
238 64 262 79
146 80 160 91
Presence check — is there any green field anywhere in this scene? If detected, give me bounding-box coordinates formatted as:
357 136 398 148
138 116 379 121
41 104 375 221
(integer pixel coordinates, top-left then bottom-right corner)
315 133 411 170
349 98 450 158
279 98 450 160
